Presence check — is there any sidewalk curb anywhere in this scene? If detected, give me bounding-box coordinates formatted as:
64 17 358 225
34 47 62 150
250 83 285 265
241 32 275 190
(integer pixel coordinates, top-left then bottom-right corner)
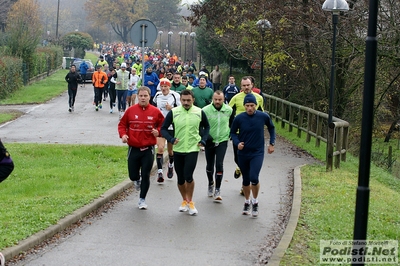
1 157 164 261
268 164 304 265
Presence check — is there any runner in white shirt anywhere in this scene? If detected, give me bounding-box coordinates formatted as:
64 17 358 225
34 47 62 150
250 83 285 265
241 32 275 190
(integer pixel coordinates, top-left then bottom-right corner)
127 68 141 107
152 78 181 183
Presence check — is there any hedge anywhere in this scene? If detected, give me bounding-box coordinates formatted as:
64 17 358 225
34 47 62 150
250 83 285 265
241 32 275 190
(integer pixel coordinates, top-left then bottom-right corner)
0 46 63 99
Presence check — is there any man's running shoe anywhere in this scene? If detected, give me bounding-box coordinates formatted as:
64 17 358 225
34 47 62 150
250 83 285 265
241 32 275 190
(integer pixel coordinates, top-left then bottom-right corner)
134 180 141 191
167 166 174 179
208 185 214 197
71 106 74 112
242 202 251 215
252 202 259 217
234 167 241 179
138 198 147 209
157 172 164 183
110 108 113 113
95 106 98 111
214 189 222 201
99 103 102 109
179 201 188 212
188 201 198 215
239 187 244 196
68 107 72 112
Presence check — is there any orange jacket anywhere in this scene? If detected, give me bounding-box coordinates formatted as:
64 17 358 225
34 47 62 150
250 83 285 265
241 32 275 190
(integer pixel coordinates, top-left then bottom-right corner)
92 70 108 88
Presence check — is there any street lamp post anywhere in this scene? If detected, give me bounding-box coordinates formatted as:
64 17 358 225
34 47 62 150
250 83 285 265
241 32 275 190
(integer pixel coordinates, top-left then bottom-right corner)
256 19 271 91
190 32 196 62
56 0 60 40
158 31 163 50
183 32 189 62
178 31 183 58
322 0 349 125
168 31 173 53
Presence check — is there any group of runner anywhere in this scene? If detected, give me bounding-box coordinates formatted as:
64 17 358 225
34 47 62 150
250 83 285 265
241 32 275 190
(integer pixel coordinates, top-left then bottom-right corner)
117 69 276 218
66 45 276 217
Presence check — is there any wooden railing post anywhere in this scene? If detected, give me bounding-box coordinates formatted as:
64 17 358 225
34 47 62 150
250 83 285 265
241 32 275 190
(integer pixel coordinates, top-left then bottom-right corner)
342 126 349 162
326 123 335 171
334 126 343 168
297 109 304 138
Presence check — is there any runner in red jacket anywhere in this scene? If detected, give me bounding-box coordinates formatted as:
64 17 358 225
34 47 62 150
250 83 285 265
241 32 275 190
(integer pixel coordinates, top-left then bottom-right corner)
118 86 164 210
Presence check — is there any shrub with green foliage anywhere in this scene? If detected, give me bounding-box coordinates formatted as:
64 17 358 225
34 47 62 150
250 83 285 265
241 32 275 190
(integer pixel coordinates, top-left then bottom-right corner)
61 32 94 59
0 56 23 99
0 46 63 99
28 46 63 78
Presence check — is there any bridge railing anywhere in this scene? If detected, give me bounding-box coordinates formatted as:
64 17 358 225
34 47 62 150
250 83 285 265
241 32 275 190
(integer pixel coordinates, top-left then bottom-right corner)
263 94 349 171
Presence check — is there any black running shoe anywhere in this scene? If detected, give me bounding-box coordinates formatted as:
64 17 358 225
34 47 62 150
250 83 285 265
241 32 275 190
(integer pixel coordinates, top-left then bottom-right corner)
157 172 164 183
252 202 259 217
242 202 251 215
167 166 173 179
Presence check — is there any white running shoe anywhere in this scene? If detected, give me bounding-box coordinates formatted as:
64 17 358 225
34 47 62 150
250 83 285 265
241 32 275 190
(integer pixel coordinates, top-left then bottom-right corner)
188 201 198 215
134 180 141 191
138 198 147 209
208 185 214 197
214 189 222 201
179 201 188 212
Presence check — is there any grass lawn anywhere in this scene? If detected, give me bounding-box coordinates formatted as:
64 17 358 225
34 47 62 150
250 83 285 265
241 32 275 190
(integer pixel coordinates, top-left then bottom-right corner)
277 126 400 265
0 70 68 106
0 143 128 250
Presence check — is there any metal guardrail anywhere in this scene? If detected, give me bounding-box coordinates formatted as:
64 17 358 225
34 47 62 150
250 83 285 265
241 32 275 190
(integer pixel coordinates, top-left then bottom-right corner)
263 93 349 171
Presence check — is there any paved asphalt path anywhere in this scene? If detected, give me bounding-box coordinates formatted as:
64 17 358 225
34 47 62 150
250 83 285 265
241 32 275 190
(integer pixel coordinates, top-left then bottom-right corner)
0 85 316 265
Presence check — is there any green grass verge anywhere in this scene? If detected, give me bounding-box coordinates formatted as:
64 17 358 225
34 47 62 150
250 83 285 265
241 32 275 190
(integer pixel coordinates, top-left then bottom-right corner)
0 112 21 124
276 126 400 265
0 52 98 106
0 143 128 250
0 70 69 105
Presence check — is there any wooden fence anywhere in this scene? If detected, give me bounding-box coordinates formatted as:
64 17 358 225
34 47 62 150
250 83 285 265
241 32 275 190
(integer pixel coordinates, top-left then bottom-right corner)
263 94 349 171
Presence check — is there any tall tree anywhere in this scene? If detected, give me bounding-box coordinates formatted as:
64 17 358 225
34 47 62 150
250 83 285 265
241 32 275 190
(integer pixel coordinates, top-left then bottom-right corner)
5 0 42 63
85 0 148 43
146 0 181 30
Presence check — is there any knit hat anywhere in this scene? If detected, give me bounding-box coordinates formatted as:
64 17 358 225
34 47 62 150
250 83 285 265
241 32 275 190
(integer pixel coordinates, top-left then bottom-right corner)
243 93 257 105
160 78 171 86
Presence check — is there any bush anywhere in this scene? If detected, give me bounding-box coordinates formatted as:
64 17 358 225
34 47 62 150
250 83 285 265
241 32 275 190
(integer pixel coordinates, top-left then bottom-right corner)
0 56 23 99
0 46 63 99
27 46 63 79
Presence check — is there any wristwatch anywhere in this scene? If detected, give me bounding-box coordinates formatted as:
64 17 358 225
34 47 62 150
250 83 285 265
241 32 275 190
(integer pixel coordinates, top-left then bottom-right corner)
270 143 275 146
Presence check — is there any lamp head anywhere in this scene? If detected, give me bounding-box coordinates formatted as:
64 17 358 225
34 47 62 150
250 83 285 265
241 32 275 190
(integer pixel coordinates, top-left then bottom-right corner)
322 0 349 12
256 19 272 32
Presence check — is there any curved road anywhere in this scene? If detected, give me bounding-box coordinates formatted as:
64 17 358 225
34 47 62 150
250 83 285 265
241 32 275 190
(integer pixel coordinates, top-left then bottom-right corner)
1 86 317 265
